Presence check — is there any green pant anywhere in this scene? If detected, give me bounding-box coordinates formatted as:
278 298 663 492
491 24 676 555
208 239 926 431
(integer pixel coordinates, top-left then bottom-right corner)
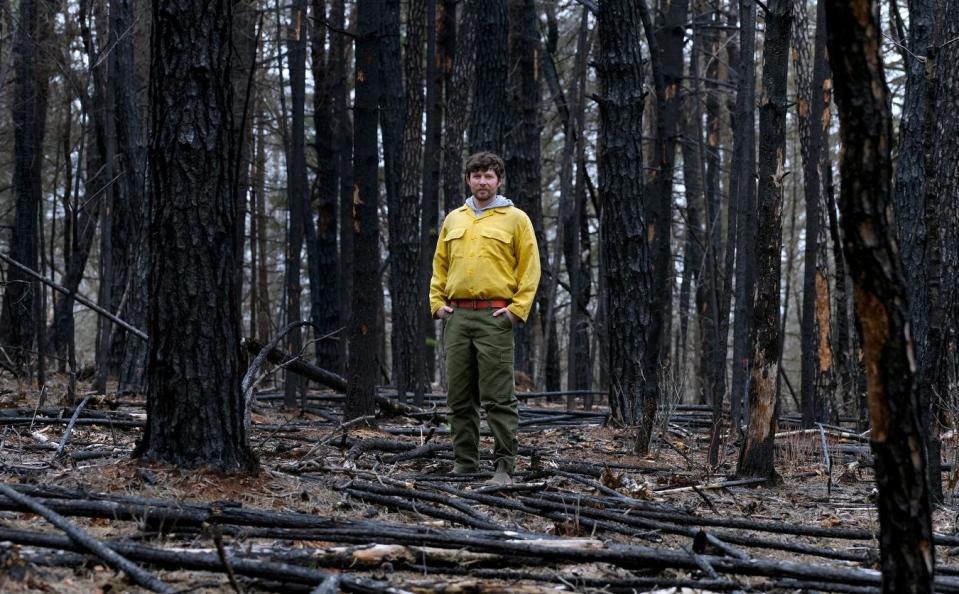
444 307 518 473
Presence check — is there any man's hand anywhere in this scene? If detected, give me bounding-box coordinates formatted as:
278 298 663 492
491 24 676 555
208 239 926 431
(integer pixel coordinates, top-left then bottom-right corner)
435 305 454 319
492 307 517 325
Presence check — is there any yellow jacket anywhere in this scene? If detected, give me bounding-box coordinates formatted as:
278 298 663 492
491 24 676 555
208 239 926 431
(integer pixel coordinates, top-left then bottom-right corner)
429 203 541 322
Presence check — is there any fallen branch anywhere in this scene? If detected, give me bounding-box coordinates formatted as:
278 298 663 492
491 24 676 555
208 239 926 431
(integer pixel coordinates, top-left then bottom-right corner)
0 253 147 341
242 337 347 392
0 526 404 593
0 484 173 593
54 395 92 459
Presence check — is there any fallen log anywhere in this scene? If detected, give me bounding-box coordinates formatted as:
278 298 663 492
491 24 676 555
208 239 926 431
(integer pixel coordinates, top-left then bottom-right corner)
0 527 403 593
0 484 173 593
0 416 143 428
242 338 347 392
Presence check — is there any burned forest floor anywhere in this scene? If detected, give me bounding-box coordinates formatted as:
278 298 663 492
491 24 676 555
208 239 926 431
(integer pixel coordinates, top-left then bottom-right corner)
2 375 959 594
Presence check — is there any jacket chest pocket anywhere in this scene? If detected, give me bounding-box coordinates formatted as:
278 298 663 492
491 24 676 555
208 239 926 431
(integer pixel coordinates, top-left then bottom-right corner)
479 227 513 261
444 227 467 258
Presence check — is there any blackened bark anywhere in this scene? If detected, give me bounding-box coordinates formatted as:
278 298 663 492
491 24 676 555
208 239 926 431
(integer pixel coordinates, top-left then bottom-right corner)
825 159 858 422
678 20 704 390
110 0 148 394
391 0 425 402
49 51 102 366
795 0 829 427
561 8 592 397
598 0 661 454
416 0 448 403
468 0 508 154
332 0 353 375
0 0 53 373
923 2 959 503
892 0 932 366
311 0 340 370
253 101 272 343
729 0 758 428
94 0 116 396
297 0 324 392
826 1 934 591
506 0 544 383
346 0 384 420
696 6 726 464
284 0 309 408
900 0 943 503
441 2 476 214
142 0 255 470
736 0 791 482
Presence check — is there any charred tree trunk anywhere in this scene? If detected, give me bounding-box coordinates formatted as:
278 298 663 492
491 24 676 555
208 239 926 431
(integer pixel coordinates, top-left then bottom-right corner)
468 0 508 154
0 0 53 375
825 159 859 423
416 0 449 403
141 0 256 470
736 0 791 482
795 0 829 427
311 0 340 371
441 2 476 214
332 0 353 375
506 0 544 385
923 1 959 504
894 0 941 502
253 99 272 343
641 0 685 419
110 0 148 394
598 0 661 454
892 0 932 380
729 0 759 429
391 0 425 403
283 0 309 408
346 0 385 420
678 16 705 396
48 53 101 367
696 5 726 465
826 0 935 591
561 8 592 398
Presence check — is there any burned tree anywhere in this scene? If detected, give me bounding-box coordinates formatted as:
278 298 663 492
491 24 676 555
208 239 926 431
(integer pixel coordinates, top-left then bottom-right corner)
346 0 385 420
737 0 791 481
390 0 426 403
0 0 54 373
826 0 934 591
598 0 663 454
139 0 255 470
795 0 831 427
729 0 759 429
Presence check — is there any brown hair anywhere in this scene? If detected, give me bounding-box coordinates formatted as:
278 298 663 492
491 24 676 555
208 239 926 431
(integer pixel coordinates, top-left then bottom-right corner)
463 151 506 180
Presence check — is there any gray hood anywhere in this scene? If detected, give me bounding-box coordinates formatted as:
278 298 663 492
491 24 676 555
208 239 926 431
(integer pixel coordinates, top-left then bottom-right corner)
466 194 513 214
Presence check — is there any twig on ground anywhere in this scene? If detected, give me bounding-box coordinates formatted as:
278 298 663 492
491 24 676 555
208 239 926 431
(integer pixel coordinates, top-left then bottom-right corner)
208 522 243 594
302 415 377 460
54 395 92 460
29 385 48 431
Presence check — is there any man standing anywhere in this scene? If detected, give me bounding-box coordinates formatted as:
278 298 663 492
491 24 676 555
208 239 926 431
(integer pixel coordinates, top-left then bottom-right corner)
429 152 541 485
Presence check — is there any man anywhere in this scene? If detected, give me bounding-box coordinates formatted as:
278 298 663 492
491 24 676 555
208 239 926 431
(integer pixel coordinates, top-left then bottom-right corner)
429 152 541 485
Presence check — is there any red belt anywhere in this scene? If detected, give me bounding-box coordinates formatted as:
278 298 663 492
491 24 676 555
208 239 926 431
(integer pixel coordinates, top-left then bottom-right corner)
450 298 510 309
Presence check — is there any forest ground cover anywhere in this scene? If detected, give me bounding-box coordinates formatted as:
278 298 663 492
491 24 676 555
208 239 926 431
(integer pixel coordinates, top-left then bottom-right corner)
0 375 957 593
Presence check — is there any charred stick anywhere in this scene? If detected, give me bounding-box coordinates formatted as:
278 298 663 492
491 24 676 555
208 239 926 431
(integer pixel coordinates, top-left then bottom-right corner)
343 487 502 531
0 526 396 593
53 395 92 459
347 480 501 527
0 484 174 593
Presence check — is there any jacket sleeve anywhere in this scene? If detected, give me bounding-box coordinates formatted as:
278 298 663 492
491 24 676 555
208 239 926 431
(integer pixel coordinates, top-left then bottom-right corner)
429 221 451 317
507 215 541 322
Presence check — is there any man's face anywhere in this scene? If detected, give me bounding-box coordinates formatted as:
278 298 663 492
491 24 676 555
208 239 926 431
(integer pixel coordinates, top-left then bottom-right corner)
466 169 501 202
